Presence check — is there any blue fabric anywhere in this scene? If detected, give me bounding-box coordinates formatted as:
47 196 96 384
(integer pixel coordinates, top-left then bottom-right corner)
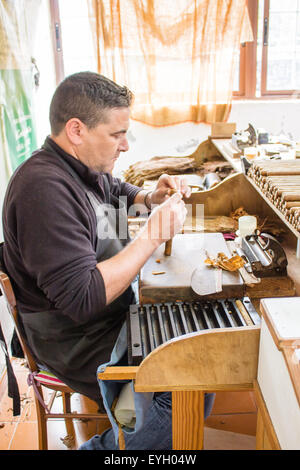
80 391 215 450
80 391 172 450
79 322 215 450
93 322 154 446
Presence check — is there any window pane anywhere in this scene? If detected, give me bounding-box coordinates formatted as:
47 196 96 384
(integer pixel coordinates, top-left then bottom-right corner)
59 0 96 77
256 0 264 96
270 0 298 13
267 0 300 90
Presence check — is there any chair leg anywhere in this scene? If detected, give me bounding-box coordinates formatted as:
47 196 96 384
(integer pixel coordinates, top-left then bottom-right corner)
62 392 71 413
34 393 48 450
62 392 75 443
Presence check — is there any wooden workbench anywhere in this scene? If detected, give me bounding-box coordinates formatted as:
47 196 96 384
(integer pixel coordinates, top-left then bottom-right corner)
100 165 300 449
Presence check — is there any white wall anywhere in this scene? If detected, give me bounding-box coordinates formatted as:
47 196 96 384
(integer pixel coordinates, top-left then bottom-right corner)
229 99 300 142
2 91 300 243
2 98 300 235
112 99 300 178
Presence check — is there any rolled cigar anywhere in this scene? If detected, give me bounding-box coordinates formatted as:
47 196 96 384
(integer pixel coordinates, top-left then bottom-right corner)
266 180 300 184
253 162 300 169
164 189 179 256
290 207 300 213
272 185 300 194
164 239 173 256
252 161 300 177
261 170 300 176
284 201 300 209
264 175 300 178
281 192 300 201
276 187 300 197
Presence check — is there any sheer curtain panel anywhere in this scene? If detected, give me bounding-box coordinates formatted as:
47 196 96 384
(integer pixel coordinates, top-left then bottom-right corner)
88 0 253 126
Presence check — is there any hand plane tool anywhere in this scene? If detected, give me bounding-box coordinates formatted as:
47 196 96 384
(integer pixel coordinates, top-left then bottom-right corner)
236 233 288 278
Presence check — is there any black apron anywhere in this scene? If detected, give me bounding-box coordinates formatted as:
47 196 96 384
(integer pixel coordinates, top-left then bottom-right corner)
19 146 135 405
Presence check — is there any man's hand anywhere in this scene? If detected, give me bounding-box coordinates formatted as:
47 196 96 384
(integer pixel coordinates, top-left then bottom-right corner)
98 175 188 305
140 191 187 246
133 174 191 212
150 174 191 206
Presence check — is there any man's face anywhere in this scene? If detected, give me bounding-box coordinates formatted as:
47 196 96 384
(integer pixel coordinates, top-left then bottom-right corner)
77 107 130 173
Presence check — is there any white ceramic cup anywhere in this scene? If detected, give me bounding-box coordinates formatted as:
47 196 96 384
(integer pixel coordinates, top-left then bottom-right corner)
238 215 257 237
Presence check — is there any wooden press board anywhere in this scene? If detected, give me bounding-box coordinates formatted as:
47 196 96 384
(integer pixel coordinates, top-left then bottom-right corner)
139 233 243 304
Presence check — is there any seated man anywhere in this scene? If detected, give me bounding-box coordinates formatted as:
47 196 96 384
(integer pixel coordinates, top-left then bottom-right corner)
2 72 214 449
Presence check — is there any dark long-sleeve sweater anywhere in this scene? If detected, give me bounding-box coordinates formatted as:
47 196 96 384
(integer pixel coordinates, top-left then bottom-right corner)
2 136 142 323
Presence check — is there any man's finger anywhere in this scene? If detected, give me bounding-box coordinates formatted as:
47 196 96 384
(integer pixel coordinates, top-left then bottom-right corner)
170 191 182 201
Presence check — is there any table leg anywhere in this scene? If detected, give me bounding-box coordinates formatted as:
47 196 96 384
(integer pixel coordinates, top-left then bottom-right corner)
172 390 205 450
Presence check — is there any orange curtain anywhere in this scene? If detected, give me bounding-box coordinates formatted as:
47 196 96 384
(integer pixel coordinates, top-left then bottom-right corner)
88 0 253 126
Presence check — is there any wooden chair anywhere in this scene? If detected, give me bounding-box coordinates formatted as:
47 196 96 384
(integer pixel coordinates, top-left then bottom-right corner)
0 269 110 450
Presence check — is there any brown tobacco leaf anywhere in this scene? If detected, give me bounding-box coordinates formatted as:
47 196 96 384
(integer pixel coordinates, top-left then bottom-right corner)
205 252 245 272
230 207 249 220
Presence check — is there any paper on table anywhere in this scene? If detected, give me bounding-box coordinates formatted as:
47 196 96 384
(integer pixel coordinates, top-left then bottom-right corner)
191 265 222 296
191 248 223 296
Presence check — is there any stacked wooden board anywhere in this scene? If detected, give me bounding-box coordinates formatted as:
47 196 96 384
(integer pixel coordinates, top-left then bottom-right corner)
247 160 300 232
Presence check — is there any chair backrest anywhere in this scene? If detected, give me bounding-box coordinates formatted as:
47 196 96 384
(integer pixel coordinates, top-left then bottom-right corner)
0 270 38 373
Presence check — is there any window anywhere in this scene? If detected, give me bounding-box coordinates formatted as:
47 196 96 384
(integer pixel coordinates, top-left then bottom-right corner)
50 0 300 100
49 0 96 84
235 0 300 98
233 0 258 98
261 0 300 95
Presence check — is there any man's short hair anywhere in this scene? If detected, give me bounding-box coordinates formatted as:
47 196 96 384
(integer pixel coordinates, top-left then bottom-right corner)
49 72 133 136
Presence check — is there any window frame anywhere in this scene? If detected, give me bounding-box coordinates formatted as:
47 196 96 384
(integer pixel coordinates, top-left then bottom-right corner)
260 0 298 98
49 0 65 86
234 0 300 100
233 0 258 99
